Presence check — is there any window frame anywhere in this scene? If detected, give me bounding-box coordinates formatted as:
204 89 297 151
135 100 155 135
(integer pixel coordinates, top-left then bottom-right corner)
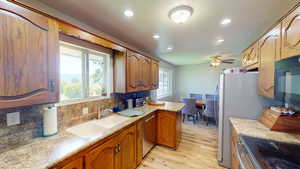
157 67 173 99
59 41 112 103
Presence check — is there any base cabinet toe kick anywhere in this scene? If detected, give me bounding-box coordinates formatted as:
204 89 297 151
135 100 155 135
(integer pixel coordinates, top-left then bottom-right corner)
51 109 182 169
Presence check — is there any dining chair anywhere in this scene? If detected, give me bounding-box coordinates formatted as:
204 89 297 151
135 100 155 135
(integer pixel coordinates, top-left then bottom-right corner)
203 99 216 126
180 98 198 124
205 94 216 101
190 93 203 100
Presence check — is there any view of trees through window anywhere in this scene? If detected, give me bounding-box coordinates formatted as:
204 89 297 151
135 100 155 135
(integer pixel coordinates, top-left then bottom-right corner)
60 43 109 101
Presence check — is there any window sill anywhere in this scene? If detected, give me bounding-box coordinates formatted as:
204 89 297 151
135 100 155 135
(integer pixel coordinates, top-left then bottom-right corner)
56 96 110 107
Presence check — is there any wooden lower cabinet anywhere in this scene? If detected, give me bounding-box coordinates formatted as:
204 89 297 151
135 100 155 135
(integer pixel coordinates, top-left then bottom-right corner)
231 127 239 169
157 110 182 149
85 134 119 169
117 125 137 169
136 120 143 165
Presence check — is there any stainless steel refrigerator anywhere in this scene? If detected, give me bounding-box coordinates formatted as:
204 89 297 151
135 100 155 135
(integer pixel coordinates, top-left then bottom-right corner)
217 72 274 168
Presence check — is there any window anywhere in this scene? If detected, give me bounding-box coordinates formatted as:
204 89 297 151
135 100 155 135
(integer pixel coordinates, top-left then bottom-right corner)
60 42 111 101
157 68 172 99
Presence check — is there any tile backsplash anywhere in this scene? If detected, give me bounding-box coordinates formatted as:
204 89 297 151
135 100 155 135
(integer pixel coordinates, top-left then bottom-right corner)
0 98 114 153
0 90 152 153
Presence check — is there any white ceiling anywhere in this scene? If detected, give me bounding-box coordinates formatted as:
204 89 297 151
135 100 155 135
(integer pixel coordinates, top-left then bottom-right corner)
39 0 300 65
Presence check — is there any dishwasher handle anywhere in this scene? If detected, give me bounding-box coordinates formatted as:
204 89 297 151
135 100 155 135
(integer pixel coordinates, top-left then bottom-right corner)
145 115 156 122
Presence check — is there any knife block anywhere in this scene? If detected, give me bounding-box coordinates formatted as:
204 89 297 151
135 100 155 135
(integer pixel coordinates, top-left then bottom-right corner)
260 109 300 134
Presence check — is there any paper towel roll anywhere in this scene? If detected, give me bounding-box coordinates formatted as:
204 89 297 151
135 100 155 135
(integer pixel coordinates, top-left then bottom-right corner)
43 106 58 137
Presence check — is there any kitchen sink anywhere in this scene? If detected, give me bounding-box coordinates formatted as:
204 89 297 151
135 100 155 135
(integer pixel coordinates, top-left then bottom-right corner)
66 115 130 139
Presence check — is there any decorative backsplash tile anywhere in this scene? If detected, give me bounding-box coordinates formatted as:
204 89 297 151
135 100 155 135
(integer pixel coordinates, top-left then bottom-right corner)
0 91 151 153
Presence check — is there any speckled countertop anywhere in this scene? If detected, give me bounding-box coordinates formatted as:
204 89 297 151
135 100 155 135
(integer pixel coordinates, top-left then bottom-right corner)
230 117 300 144
0 102 185 169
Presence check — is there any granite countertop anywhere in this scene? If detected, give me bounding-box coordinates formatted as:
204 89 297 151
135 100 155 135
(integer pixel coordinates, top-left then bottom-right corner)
0 102 185 169
230 117 300 144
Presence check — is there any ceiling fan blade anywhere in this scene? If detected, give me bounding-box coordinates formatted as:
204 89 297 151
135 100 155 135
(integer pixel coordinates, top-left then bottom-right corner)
222 61 234 64
222 59 235 62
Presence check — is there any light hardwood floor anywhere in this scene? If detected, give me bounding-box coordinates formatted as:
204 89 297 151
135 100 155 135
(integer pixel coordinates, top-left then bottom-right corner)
137 123 225 169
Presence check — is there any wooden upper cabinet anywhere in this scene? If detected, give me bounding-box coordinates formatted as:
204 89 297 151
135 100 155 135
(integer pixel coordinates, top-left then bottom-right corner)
116 125 137 169
282 5 300 59
85 136 118 169
0 1 59 109
114 50 159 93
258 24 281 99
126 50 142 93
242 42 259 70
150 59 159 90
140 56 152 90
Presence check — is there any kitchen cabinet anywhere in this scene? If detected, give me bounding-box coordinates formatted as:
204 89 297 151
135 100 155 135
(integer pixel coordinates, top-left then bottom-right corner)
150 59 159 90
241 42 259 70
136 120 143 165
157 110 182 149
86 124 136 169
85 134 119 169
57 158 84 169
258 24 281 99
114 50 159 93
0 1 59 109
140 56 152 91
282 5 300 59
117 125 137 169
231 127 239 169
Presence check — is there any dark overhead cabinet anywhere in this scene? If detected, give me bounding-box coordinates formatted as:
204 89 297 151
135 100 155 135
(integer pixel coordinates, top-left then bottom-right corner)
0 1 59 109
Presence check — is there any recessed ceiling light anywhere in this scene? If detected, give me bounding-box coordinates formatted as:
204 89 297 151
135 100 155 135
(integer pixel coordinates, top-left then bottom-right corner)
168 5 193 24
124 9 134 17
221 18 231 25
153 34 160 39
167 46 173 50
217 39 225 43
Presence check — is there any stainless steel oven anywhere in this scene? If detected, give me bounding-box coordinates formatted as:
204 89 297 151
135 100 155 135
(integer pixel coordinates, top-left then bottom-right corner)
275 55 300 104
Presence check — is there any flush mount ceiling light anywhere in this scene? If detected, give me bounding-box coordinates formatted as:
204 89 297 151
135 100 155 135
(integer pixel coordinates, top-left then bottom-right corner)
221 18 231 25
124 9 134 17
167 46 173 51
168 5 193 24
153 34 160 39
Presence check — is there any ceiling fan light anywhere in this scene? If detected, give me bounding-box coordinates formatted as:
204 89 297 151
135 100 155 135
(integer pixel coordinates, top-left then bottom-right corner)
169 5 193 24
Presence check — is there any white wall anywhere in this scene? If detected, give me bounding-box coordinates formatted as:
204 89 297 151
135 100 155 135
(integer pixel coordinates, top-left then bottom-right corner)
174 62 241 100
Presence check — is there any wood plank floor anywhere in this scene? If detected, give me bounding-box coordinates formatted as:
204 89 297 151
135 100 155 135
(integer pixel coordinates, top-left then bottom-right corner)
137 123 226 169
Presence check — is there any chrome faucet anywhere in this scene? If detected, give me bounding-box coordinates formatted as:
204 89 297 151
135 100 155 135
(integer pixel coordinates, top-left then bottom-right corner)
98 108 113 119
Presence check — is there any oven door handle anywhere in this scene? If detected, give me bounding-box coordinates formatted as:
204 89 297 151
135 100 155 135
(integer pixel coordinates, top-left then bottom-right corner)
236 141 247 169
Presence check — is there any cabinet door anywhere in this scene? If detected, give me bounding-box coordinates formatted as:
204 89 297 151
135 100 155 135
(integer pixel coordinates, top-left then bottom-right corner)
242 42 259 69
150 60 159 90
140 56 151 91
136 120 143 165
157 110 177 148
258 24 281 99
231 127 239 169
126 51 141 93
282 6 300 59
0 2 59 109
85 137 118 169
117 125 137 169
60 158 84 169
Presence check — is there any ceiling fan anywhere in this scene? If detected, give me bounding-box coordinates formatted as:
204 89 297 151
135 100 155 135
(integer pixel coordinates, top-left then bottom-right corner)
209 55 236 67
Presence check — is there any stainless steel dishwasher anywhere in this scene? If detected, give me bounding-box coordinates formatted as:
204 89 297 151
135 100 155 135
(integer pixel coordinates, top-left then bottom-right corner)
142 113 156 157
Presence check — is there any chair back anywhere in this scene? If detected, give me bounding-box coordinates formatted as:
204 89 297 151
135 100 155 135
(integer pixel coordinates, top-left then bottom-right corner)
204 99 216 118
181 98 198 115
190 93 203 100
205 94 216 101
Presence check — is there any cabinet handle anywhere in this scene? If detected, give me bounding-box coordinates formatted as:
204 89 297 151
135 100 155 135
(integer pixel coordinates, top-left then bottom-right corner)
118 144 121 152
49 80 56 92
114 144 119 153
